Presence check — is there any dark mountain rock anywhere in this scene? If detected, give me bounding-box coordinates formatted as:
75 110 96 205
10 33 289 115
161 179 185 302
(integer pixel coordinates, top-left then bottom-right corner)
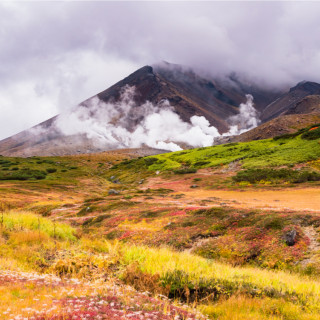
261 81 320 122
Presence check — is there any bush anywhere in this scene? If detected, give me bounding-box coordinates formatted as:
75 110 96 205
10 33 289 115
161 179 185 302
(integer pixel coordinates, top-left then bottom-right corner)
77 206 97 217
82 214 111 226
301 126 320 140
193 207 230 217
293 171 320 183
173 168 197 174
46 168 57 173
0 169 47 181
233 168 320 184
144 157 159 166
193 161 210 167
273 123 320 141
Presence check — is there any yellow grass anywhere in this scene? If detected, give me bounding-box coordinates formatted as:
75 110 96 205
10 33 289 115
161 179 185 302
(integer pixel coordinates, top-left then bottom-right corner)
121 245 320 311
199 295 319 320
2 210 76 241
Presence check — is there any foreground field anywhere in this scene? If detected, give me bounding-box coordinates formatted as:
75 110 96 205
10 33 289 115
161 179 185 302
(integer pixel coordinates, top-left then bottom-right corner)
0 126 320 319
1 211 320 319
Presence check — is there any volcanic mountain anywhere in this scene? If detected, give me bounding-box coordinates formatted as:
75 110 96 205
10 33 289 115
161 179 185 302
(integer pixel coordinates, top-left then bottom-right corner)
0 63 319 156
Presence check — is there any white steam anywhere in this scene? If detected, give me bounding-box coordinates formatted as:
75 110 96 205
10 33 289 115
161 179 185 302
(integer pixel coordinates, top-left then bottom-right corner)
224 94 260 136
55 85 220 151
55 87 260 151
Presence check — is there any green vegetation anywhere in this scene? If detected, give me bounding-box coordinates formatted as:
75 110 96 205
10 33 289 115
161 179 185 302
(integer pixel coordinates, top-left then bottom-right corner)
233 168 320 184
273 123 320 140
0 169 47 180
173 168 197 174
110 133 320 176
302 126 320 140
121 245 320 317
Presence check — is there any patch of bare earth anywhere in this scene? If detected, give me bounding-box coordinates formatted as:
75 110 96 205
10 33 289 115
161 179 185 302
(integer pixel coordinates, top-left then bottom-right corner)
141 175 320 212
301 226 320 266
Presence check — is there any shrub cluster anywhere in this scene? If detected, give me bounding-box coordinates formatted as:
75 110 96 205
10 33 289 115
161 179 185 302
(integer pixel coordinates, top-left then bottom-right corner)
0 169 47 180
233 168 320 184
173 168 197 174
273 123 320 141
301 126 320 140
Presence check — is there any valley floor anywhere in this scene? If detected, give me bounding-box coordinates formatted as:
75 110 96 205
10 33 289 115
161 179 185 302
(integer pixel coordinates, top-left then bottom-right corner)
144 175 320 212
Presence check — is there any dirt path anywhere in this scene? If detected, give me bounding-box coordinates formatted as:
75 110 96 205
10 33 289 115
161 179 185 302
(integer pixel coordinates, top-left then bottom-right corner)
301 226 320 266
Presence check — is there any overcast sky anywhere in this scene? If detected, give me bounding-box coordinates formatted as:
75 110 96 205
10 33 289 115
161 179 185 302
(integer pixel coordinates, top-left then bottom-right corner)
1 1 320 140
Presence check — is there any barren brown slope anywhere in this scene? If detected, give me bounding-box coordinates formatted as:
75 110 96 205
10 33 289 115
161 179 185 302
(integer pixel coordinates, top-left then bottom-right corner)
234 113 320 142
285 94 320 115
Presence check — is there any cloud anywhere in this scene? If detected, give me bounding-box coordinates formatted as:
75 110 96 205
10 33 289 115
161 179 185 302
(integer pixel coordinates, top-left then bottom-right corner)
1 1 320 139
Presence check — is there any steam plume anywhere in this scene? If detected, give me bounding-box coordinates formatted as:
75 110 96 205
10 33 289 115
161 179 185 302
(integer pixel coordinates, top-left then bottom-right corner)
225 94 260 136
55 85 220 151
54 87 260 151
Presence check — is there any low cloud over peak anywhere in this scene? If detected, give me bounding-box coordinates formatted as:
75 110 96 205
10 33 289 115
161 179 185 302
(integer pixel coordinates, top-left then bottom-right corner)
1 1 320 139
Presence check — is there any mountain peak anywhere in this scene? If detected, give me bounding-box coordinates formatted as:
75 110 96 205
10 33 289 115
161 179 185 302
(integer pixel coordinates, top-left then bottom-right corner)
289 81 320 93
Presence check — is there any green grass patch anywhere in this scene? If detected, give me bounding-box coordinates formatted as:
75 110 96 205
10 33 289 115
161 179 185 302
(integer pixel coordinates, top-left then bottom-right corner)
124 127 320 173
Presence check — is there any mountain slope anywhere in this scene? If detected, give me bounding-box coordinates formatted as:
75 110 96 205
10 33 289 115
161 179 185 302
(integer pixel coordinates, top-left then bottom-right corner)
0 64 283 157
